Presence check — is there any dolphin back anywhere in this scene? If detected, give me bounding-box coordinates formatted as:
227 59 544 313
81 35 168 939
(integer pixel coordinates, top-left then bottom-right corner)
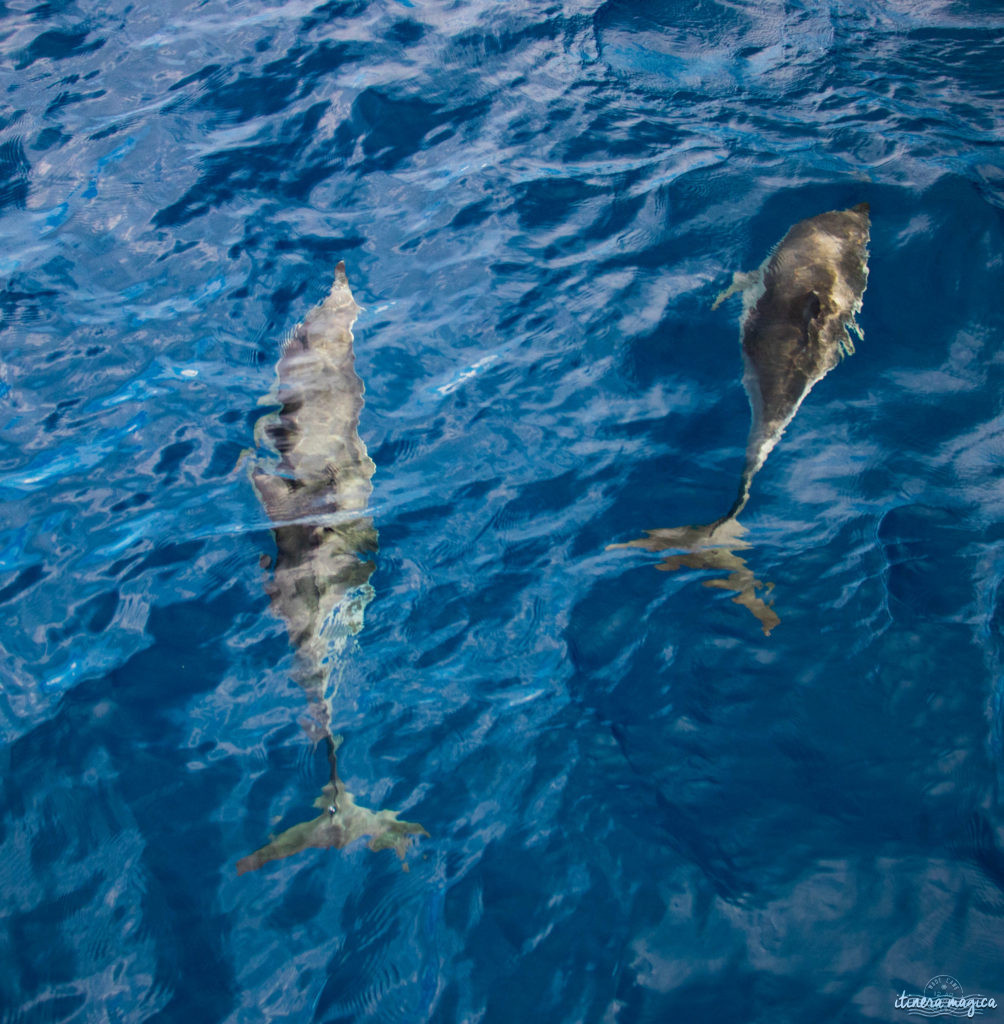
255 261 374 519
253 262 378 667
733 202 871 513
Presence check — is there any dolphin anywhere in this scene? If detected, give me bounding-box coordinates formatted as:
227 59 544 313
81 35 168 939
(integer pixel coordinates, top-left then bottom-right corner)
610 203 871 634
238 262 426 875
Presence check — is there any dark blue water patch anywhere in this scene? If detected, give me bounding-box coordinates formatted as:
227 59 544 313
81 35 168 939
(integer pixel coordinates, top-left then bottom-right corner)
352 88 486 169
152 438 198 482
14 26 104 70
2 0 1004 1019
153 103 334 227
44 83 106 118
1 695 235 1021
298 0 371 34
878 504 977 623
115 539 202 583
568 519 1001 899
0 136 30 211
44 586 118 642
156 70 490 227
205 439 246 480
75 608 246 1011
173 39 367 127
107 489 151 514
0 280 55 325
40 396 81 431
0 562 47 605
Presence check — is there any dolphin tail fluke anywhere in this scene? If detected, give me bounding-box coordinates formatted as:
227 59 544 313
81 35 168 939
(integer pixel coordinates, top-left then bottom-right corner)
607 518 779 636
236 734 427 876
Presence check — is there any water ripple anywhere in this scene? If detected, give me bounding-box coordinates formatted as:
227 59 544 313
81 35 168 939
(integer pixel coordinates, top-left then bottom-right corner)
1 0 1003 1019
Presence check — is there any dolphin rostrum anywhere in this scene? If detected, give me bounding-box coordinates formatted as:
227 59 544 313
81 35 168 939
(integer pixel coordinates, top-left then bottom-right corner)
610 204 871 634
237 262 426 875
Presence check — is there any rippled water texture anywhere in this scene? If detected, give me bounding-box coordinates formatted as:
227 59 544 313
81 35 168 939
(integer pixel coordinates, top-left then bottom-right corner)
2 0 1003 1020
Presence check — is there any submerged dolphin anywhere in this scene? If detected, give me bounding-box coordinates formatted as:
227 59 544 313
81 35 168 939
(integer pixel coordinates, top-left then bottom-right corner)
238 262 425 875
611 203 871 634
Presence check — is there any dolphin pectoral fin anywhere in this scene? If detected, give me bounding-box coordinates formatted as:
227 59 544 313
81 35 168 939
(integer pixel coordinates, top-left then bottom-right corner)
606 531 675 553
234 446 256 473
843 315 864 355
712 270 759 310
251 469 290 512
608 516 748 555
607 521 734 554
236 810 327 876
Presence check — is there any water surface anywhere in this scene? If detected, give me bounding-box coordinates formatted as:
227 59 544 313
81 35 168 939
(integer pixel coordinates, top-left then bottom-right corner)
1 0 1003 1020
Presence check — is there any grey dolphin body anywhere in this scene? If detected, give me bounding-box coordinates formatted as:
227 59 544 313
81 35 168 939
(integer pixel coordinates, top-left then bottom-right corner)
611 204 871 634
251 261 377 686
238 263 425 875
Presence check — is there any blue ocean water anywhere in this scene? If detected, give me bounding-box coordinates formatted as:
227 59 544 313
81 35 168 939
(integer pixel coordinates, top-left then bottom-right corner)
1 0 1003 1020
